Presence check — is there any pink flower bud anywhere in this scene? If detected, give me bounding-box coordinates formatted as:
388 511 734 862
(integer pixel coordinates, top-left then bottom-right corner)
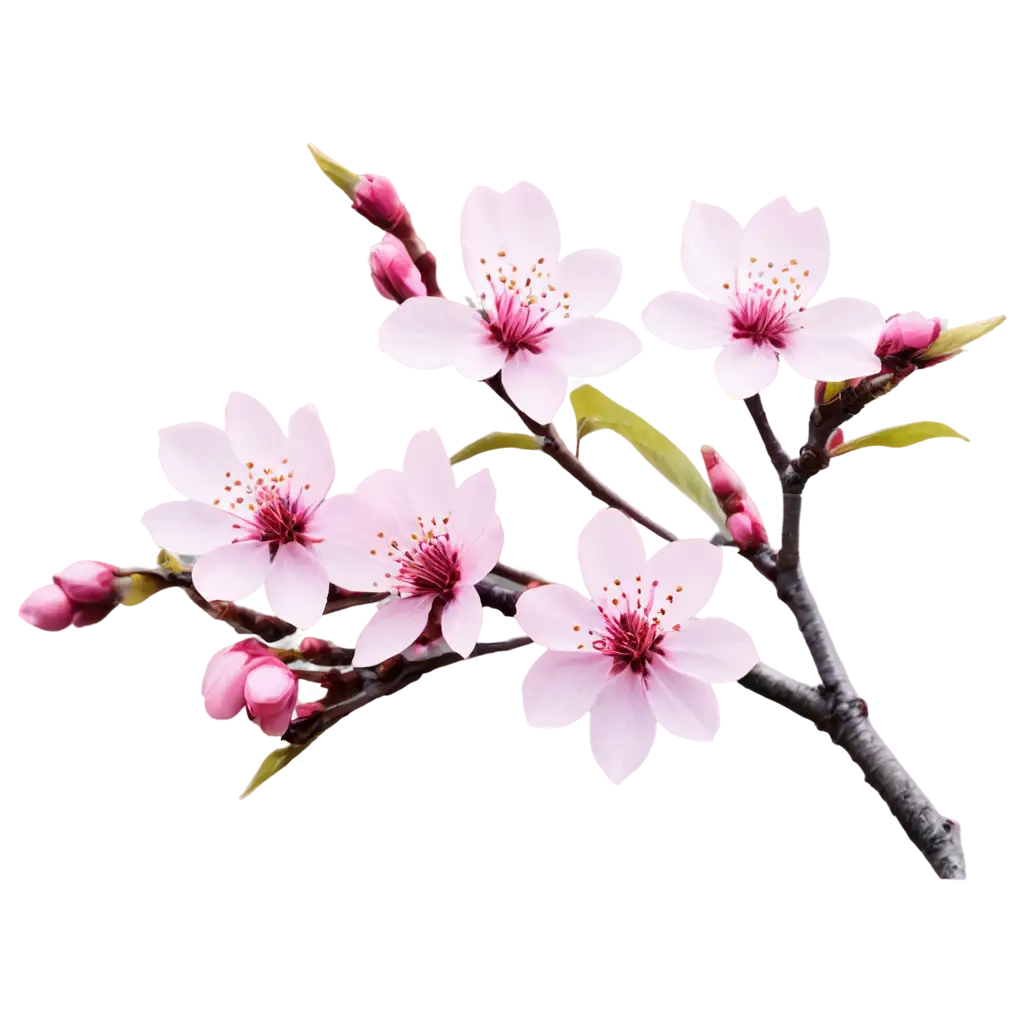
700 445 745 502
19 584 75 631
298 637 331 660
353 174 407 232
813 381 827 405
244 660 298 737
202 639 273 721
826 428 845 453
53 560 117 604
726 510 769 550
876 312 943 359
369 234 426 303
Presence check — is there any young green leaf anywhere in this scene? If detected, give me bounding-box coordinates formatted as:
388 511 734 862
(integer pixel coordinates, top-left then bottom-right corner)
820 380 849 403
240 742 313 799
570 385 724 527
153 548 186 573
829 421 969 457
119 572 170 607
307 143 360 198
450 431 543 465
921 314 1005 360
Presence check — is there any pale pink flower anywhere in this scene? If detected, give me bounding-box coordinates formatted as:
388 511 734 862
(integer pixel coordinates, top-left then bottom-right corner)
378 182 641 424
142 393 337 630
643 198 883 398
314 429 503 666
516 509 758 784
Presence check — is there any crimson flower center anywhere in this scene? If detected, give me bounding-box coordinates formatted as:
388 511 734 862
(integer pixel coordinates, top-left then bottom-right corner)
730 291 796 350
390 536 461 599
588 577 684 678
468 248 569 358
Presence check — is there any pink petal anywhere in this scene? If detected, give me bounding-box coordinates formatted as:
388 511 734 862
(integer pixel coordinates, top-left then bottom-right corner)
403 428 456 517
453 333 507 381
264 543 329 629
201 649 249 720
661 617 759 683
352 594 434 667
645 660 720 741
192 541 271 602
379 296 488 370
158 422 245 503
642 539 723 625
256 707 295 737
714 342 780 398
448 469 497 546
312 493 401 592
457 516 504 584
440 585 483 657
522 649 613 727
550 249 621 318
355 467 415 524
578 508 646 607
680 201 743 301
315 541 390 593
500 354 567 425
642 291 734 350
287 404 335 504
589 675 657 784
740 197 830 303
544 317 642 377
141 500 237 554
515 584 605 651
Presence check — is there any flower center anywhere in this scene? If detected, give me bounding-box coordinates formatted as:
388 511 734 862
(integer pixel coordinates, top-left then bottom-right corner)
215 460 318 548
472 249 573 359
380 516 460 598
722 253 814 351
587 577 684 678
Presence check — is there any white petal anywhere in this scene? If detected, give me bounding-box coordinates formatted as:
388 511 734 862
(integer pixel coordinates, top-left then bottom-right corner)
440 585 483 657
500 354 567 425
589 675 657 784
643 539 724 625
522 650 613 727
645 660 720 741
714 342 780 398
661 617 759 683
453 333 507 381
141 500 237 555
515 584 605 651
352 595 434 667
578 508 646 607
157 422 246 503
379 296 488 370
642 291 734 350
192 541 271 602
544 317 642 377
263 543 329 629
680 201 743 301
782 335 881 382
549 249 621 318
740 197 830 303
225 393 288 471
794 294 884 346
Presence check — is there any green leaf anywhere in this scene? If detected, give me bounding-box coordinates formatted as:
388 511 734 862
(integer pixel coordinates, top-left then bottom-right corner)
922 314 1006 360
156 548 186 573
450 431 543 466
120 572 170 607
307 143 360 199
821 380 849 403
830 421 969 457
570 385 725 527
240 743 313 799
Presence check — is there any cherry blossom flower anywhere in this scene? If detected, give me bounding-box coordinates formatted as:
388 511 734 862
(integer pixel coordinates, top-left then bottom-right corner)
142 393 337 630
315 429 503 666
202 639 298 736
378 182 641 424
643 198 883 398
515 509 757 784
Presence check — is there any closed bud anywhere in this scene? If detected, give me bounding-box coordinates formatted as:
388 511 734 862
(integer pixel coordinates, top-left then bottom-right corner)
19 584 75 632
202 639 273 721
826 428 845 453
700 445 745 504
726 511 769 550
353 174 408 231
244 660 299 737
876 312 942 360
54 560 117 604
369 234 426 303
